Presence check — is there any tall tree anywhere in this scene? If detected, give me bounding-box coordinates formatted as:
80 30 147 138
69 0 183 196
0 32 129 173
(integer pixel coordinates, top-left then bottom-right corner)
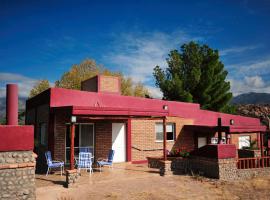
55 58 149 97
29 80 50 98
153 41 233 112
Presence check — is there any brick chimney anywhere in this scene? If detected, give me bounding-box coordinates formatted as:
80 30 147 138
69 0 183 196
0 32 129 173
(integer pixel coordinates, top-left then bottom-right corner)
6 84 18 125
81 75 121 94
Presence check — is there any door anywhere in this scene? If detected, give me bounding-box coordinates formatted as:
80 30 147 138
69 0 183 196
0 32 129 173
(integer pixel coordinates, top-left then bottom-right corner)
112 123 126 163
65 124 94 163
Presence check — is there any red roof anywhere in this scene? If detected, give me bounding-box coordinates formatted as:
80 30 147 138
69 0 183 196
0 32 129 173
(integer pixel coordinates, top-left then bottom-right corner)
28 87 267 132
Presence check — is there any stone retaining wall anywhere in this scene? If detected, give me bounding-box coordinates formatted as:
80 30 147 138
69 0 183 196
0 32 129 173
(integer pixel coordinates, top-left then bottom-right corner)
147 156 270 180
0 151 36 200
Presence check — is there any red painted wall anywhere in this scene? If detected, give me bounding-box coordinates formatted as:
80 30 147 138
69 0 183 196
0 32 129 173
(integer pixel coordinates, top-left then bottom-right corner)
0 126 34 151
27 87 265 132
49 88 263 128
191 144 236 159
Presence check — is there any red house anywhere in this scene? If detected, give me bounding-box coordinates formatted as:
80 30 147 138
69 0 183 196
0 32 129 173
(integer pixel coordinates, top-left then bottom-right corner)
26 75 267 169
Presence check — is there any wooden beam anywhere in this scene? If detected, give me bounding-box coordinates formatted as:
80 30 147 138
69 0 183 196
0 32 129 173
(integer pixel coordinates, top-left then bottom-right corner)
70 123 75 170
163 117 167 161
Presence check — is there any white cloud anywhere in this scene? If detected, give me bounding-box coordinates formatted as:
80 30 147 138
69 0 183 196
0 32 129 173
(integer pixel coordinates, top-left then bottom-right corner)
105 30 201 83
220 45 260 56
244 76 265 88
145 85 162 99
0 73 40 98
229 75 270 96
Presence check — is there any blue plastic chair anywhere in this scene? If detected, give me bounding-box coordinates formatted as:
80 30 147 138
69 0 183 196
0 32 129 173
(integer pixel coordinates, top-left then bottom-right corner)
97 150 115 172
45 151 64 176
78 152 93 175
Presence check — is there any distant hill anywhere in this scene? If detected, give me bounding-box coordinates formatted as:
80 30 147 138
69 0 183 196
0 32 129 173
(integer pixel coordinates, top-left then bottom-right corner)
231 92 270 104
0 97 26 119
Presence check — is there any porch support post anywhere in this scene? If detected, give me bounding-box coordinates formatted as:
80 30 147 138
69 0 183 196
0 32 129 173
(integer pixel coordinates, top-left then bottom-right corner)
260 132 264 157
257 132 261 150
218 118 222 144
127 118 132 162
70 123 75 170
163 117 167 161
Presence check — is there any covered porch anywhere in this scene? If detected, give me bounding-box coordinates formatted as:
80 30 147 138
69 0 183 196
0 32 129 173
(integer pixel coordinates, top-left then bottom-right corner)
51 105 169 170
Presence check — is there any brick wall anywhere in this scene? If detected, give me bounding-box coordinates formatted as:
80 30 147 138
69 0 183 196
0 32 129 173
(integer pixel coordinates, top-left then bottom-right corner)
95 121 112 160
99 76 120 94
54 111 68 162
131 117 194 162
230 132 258 149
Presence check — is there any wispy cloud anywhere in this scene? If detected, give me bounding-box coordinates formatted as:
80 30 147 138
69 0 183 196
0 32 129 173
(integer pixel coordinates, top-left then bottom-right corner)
0 73 41 98
226 54 270 95
220 44 260 56
105 30 201 98
229 75 270 96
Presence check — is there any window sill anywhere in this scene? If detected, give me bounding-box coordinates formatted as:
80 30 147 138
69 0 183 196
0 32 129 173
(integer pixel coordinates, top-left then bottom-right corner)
155 140 175 143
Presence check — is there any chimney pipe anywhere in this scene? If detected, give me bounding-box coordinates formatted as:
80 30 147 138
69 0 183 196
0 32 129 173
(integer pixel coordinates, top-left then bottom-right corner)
6 84 18 125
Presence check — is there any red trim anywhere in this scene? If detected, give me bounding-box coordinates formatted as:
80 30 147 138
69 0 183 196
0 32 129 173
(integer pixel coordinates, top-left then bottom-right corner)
127 118 131 162
55 105 169 117
70 123 75 170
131 160 148 164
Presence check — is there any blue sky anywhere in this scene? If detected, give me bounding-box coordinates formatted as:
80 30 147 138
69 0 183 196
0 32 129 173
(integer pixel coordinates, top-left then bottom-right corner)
0 0 270 98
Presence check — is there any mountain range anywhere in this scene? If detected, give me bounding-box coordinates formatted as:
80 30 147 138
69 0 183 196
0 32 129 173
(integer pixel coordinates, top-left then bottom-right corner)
231 93 270 104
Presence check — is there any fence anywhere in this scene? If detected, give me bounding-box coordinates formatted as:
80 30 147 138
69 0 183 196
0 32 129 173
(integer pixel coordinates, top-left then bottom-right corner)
237 156 270 169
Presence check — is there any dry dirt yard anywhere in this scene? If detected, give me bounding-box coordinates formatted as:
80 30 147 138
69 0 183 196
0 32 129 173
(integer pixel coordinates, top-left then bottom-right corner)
36 164 270 200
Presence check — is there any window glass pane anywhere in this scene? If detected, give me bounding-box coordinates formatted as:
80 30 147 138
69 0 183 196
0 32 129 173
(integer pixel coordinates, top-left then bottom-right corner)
155 123 175 141
156 124 163 132
167 132 174 140
156 132 163 141
80 124 94 147
166 124 173 132
239 136 250 149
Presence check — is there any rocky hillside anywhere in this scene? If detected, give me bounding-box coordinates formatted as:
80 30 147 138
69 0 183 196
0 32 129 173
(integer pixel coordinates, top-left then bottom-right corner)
236 104 270 127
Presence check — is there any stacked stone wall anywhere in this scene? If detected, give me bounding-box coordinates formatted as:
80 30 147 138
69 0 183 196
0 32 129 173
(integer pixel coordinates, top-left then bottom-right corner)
0 151 36 200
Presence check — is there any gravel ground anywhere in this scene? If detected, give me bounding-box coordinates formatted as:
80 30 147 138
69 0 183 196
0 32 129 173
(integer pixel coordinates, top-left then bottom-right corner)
36 164 270 200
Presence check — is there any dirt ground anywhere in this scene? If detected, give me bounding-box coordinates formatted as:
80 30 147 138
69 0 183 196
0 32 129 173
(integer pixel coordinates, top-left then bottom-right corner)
36 164 270 200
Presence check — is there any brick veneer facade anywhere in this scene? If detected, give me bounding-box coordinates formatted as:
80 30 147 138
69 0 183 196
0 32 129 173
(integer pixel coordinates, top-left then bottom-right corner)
95 121 113 160
26 104 262 166
230 132 258 149
131 117 194 162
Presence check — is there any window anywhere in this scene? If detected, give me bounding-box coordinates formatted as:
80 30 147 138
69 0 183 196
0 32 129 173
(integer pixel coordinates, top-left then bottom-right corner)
239 136 251 149
40 123 47 146
211 136 226 144
155 123 175 142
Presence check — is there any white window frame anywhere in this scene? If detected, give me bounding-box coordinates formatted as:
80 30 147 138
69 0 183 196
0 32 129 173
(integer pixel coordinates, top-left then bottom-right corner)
155 123 175 142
